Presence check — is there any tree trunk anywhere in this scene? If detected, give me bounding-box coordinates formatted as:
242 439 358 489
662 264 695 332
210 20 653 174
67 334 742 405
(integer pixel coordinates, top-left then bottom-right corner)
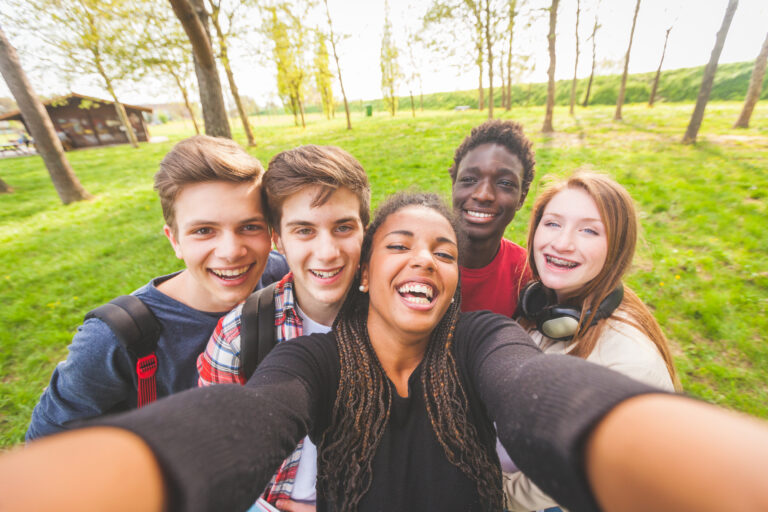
211 11 256 146
102 77 139 148
683 0 739 143
477 58 484 110
542 0 559 133
93 50 139 148
615 0 641 121
582 15 598 107
569 0 581 115
409 90 416 117
324 0 352 130
484 0 493 119
0 27 91 204
298 97 306 128
170 68 200 134
733 31 768 128
170 0 231 138
649 26 672 108
505 0 516 111
0 176 12 193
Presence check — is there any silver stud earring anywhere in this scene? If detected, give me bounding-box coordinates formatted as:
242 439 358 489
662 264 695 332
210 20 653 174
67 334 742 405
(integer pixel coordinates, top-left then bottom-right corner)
451 297 455 303
359 285 366 292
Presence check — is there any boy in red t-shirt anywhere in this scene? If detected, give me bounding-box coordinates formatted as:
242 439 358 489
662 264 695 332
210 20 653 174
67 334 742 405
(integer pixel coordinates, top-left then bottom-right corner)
449 120 536 317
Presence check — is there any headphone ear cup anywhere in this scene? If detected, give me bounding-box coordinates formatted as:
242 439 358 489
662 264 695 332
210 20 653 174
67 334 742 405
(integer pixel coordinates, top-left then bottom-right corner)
519 281 556 320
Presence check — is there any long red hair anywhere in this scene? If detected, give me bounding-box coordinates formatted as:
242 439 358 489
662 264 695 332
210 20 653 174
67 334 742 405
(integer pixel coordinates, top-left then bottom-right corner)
526 172 681 390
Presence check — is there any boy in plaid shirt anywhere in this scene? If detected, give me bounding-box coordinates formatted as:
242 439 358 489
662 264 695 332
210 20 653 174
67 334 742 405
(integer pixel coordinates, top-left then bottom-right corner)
197 145 370 511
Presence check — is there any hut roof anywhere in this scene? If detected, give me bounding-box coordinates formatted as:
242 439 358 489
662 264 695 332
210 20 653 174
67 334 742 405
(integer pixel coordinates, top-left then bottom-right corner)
0 92 152 122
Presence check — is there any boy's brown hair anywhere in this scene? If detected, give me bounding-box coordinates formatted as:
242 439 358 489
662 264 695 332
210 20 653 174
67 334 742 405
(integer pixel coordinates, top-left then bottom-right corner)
264 145 371 231
154 135 264 232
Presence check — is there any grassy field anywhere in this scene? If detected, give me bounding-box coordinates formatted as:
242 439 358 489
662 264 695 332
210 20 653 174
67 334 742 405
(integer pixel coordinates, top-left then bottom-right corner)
1 101 766 447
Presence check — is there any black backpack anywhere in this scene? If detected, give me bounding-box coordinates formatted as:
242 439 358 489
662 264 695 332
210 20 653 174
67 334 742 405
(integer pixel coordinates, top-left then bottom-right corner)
85 283 278 407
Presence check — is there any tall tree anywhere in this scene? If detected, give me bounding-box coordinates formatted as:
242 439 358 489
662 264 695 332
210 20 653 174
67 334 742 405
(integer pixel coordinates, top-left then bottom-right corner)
683 0 738 144
142 7 201 134
614 0 641 121
569 0 581 115
314 31 335 120
733 31 768 128
266 6 308 128
380 0 400 117
649 25 672 108
206 0 256 145
405 31 424 117
7 0 142 147
323 0 351 129
502 0 519 110
542 0 559 133
170 0 231 138
582 13 599 107
483 0 494 119
0 26 91 203
422 0 485 110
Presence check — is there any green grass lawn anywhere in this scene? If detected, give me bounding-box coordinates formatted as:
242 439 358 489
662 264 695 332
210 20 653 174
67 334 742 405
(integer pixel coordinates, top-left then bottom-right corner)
1 101 766 447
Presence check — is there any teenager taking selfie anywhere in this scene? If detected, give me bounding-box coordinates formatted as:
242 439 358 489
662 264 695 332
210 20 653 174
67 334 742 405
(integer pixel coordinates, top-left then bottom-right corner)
2 193 767 512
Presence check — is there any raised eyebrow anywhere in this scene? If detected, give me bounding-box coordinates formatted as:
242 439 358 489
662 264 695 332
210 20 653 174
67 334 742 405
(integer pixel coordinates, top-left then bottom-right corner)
436 236 457 246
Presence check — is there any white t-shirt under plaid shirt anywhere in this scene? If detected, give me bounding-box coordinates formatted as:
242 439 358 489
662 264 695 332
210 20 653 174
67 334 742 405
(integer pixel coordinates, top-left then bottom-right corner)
196 273 326 505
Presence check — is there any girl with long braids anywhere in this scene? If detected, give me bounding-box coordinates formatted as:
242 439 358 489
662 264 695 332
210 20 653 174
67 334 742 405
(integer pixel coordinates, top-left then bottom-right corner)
3 193 768 512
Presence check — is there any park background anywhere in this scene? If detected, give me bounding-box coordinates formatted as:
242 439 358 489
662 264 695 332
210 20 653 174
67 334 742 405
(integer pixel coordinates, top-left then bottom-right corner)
1 0 767 446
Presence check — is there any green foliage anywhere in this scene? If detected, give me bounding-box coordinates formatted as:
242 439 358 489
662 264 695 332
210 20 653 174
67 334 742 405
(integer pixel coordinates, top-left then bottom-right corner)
337 61 767 114
1 102 767 447
266 5 309 126
314 31 335 120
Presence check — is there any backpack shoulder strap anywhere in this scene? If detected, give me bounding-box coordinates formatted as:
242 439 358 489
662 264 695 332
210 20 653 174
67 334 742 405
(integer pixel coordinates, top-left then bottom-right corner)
85 295 162 406
240 282 278 381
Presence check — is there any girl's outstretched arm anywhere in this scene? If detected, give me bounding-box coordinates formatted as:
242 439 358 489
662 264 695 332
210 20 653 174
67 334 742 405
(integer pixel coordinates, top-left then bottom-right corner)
0 427 164 512
586 394 768 512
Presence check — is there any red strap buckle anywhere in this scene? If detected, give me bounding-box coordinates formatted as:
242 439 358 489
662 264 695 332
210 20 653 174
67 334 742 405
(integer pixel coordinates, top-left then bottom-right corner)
136 354 158 378
136 354 158 407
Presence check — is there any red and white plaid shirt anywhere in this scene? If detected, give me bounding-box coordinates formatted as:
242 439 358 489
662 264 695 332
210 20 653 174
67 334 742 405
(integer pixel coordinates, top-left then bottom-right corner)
197 273 305 504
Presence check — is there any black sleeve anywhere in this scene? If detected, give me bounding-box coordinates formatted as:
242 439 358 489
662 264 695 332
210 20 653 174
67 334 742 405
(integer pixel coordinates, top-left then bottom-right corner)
455 311 662 512
96 333 338 512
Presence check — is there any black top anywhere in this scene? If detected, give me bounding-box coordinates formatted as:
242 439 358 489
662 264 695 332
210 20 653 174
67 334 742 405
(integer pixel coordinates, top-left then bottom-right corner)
101 311 657 512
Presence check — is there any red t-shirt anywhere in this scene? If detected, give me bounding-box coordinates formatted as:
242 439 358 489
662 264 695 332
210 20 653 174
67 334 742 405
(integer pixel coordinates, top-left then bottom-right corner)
460 238 531 318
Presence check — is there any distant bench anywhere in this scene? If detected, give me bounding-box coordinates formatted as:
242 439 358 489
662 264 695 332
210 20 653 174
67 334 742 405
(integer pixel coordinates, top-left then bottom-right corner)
0 143 23 154
453 105 471 111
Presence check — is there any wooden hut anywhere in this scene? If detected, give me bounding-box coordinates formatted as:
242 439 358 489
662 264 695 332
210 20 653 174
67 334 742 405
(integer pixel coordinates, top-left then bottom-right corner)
0 93 152 150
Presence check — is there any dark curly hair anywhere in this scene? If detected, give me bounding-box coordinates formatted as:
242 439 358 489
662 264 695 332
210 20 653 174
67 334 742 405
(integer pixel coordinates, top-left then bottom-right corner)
316 192 503 511
448 120 536 206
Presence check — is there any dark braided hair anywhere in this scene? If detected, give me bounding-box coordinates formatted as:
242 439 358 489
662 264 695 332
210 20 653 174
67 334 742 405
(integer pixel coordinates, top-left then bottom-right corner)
317 192 503 511
448 119 536 207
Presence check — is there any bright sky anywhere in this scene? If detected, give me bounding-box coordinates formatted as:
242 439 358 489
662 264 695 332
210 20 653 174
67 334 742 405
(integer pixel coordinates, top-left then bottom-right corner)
1 0 766 107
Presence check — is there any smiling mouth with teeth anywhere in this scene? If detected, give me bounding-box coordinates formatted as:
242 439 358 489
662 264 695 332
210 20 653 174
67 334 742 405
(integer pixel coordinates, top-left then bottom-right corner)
310 268 342 279
397 282 436 305
545 255 579 269
210 264 252 280
465 210 496 219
